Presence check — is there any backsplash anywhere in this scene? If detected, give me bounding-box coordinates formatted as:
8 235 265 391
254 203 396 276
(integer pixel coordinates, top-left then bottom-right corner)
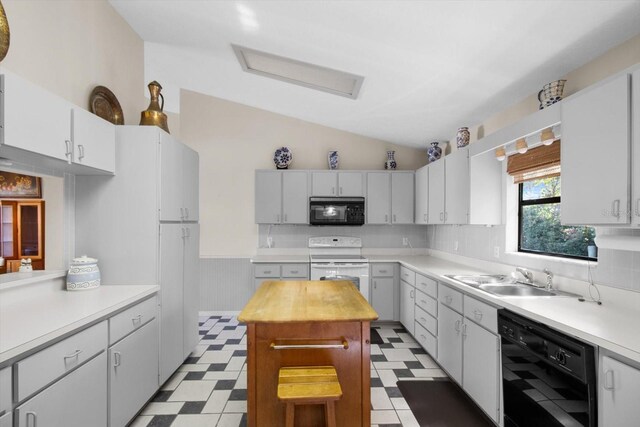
427 224 640 293
257 224 429 249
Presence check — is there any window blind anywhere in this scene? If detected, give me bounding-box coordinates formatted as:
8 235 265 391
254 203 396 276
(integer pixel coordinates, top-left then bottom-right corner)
507 140 561 184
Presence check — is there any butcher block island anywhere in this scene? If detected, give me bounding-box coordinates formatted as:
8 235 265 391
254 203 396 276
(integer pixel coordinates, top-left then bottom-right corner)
238 280 378 427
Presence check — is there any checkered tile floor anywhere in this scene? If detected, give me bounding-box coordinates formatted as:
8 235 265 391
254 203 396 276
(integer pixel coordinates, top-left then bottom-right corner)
132 314 448 427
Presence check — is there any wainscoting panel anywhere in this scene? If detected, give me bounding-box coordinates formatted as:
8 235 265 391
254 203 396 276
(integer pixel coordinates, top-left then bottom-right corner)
199 257 254 311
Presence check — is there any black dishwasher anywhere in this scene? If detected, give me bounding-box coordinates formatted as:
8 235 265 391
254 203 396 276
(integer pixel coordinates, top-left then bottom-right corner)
499 310 596 427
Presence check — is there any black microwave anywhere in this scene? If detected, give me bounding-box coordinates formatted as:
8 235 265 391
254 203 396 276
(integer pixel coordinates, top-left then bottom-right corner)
309 197 365 226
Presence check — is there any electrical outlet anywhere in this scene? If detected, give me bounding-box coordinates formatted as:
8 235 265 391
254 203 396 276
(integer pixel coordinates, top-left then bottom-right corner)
454 240 459 251
402 237 409 246
493 246 500 258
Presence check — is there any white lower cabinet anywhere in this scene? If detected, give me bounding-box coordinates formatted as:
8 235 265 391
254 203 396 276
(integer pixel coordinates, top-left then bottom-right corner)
15 352 107 427
371 277 395 321
0 412 10 427
600 355 640 426
253 263 310 290
400 280 415 335
437 303 463 384
109 319 159 427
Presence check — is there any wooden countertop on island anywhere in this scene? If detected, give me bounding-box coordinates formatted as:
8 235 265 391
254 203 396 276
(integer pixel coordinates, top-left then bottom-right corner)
238 280 378 323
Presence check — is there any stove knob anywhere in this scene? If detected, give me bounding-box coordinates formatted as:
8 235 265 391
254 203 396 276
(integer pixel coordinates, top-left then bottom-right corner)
555 350 566 365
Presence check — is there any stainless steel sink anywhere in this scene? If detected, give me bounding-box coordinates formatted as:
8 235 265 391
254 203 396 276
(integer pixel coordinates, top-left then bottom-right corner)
478 284 557 297
445 274 580 298
446 275 509 285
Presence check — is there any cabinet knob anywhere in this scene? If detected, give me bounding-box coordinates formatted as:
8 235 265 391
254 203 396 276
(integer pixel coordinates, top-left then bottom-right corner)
113 351 122 367
604 369 615 390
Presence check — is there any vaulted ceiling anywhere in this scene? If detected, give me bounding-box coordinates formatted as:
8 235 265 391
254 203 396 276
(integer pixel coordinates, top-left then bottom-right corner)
110 0 640 148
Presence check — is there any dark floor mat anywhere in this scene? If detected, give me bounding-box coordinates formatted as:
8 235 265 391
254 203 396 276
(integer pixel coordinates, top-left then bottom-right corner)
397 379 495 427
370 328 384 345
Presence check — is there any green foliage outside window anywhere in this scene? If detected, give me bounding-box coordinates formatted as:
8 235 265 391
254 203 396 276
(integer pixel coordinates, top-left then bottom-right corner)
519 177 596 260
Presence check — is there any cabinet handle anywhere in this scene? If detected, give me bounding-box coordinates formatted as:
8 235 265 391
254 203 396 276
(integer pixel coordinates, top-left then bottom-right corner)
264 270 272 274
63 349 82 360
420 317 427 324
26 411 37 427
393 214 397 223
181 227 186 239
454 320 461 333
271 341 348 350
445 295 453 305
113 351 122 367
385 214 389 222
420 299 427 305
180 207 185 220
462 323 467 338
410 290 414 299
420 334 426 341
374 280 377 289
444 212 448 222
77 144 85 160
132 314 143 324
64 140 72 164
440 212 444 221
379 269 387 273
185 208 189 219
604 369 615 390
474 309 483 320
612 200 621 219
290 270 298 274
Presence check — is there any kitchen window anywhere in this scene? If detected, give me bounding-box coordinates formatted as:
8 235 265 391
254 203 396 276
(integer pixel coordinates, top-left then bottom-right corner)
509 141 597 261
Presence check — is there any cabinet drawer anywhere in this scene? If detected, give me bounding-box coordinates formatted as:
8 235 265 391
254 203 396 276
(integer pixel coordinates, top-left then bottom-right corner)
416 274 438 299
414 322 437 359
109 296 157 345
400 266 415 286
415 290 437 318
439 284 463 313
415 305 437 336
464 296 497 334
254 264 280 278
16 321 107 402
0 367 10 413
371 263 394 277
0 411 11 427
281 264 309 278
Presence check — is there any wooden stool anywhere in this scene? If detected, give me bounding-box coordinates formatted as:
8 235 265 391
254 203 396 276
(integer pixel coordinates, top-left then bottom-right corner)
277 366 342 427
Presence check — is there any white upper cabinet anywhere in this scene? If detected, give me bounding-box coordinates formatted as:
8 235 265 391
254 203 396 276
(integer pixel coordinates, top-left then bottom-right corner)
632 69 640 226
366 172 391 224
428 160 445 224
469 151 502 225
561 73 631 225
311 171 363 196
415 165 429 224
255 171 308 224
445 148 470 225
182 146 200 222
1 71 72 162
391 172 414 224
72 107 115 173
160 132 199 222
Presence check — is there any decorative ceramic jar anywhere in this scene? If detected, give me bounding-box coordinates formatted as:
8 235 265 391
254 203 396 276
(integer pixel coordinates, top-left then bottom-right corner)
456 127 470 148
18 258 32 272
273 147 292 169
384 150 397 170
427 142 442 162
538 79 566 109
328 151 339 170
66 255 101 291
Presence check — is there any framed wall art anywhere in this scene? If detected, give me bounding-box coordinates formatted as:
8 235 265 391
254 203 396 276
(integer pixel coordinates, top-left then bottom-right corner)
0 171 42 198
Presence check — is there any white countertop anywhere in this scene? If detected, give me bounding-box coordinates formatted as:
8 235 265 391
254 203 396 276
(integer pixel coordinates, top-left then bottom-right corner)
368 255 640 363
251 255 310 263
0 276 159 366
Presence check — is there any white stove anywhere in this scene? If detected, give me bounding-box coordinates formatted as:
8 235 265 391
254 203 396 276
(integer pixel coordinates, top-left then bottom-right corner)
309 236 370 302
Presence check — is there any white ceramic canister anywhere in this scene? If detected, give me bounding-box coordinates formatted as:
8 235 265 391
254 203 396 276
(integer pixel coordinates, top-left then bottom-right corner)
66 255 101 291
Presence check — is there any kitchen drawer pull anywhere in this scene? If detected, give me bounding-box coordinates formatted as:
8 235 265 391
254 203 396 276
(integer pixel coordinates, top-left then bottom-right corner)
64 140 72 164
180 207 185 220
385 214 389 222
26 411 37 427
263 270 272 274
284 214 288 222
290 270 299 274
454 320 461 333
379 269 388 273
420 317 427 323
113 351 122 367
185 208 190 219
420 334 426 341
612 199 621 219
373 280 377 289
445 295 453 305
132 314 143 324
420 299 427 305
63 349 82 360
444 212 448 222
604 369 615 390
393 214 397 222
473 309 483 320
339 186 343 195
270 341 348 350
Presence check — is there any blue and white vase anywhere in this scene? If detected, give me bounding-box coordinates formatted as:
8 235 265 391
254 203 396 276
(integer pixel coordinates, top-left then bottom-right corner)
427 142 442 163
328 151 339 170
273 147 292 169
66 255 101 291
456 127 470 148
384 151 397 170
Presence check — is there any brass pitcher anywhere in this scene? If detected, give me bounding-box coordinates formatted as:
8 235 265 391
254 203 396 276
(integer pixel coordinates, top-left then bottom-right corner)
0 0 10 62
140 80 169 133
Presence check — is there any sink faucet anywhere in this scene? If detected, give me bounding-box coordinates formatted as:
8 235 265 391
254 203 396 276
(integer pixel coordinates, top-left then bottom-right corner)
515 267 534 285
543 269 554 291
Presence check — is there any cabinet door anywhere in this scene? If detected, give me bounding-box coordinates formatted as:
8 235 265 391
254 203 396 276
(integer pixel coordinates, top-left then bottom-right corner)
338 172 364 196
282 171 308 224
562 74 630 225
367 172 391 224
109 320 159 427
632 69 640 226
255 171 282 224
428 161 445 224
160 132 184 221
391 172 414 224
182 146 200 222
600 356 640 427
159 224 185 384
437 303 462 384
469 151 502 225
371 278 394 321
1 71 71 162
311 172 337 196
462 321 500 423
400 281 415 335
72 107 115 173
445 149 469 224
415 166 429 224
0 412 10 427
183 224 200 358
15 352 107 427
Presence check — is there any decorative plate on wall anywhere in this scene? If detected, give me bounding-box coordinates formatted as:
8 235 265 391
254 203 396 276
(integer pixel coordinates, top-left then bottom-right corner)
89 86 124 125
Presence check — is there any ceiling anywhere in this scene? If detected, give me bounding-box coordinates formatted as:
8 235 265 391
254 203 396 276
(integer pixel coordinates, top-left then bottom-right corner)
110 1 640 148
